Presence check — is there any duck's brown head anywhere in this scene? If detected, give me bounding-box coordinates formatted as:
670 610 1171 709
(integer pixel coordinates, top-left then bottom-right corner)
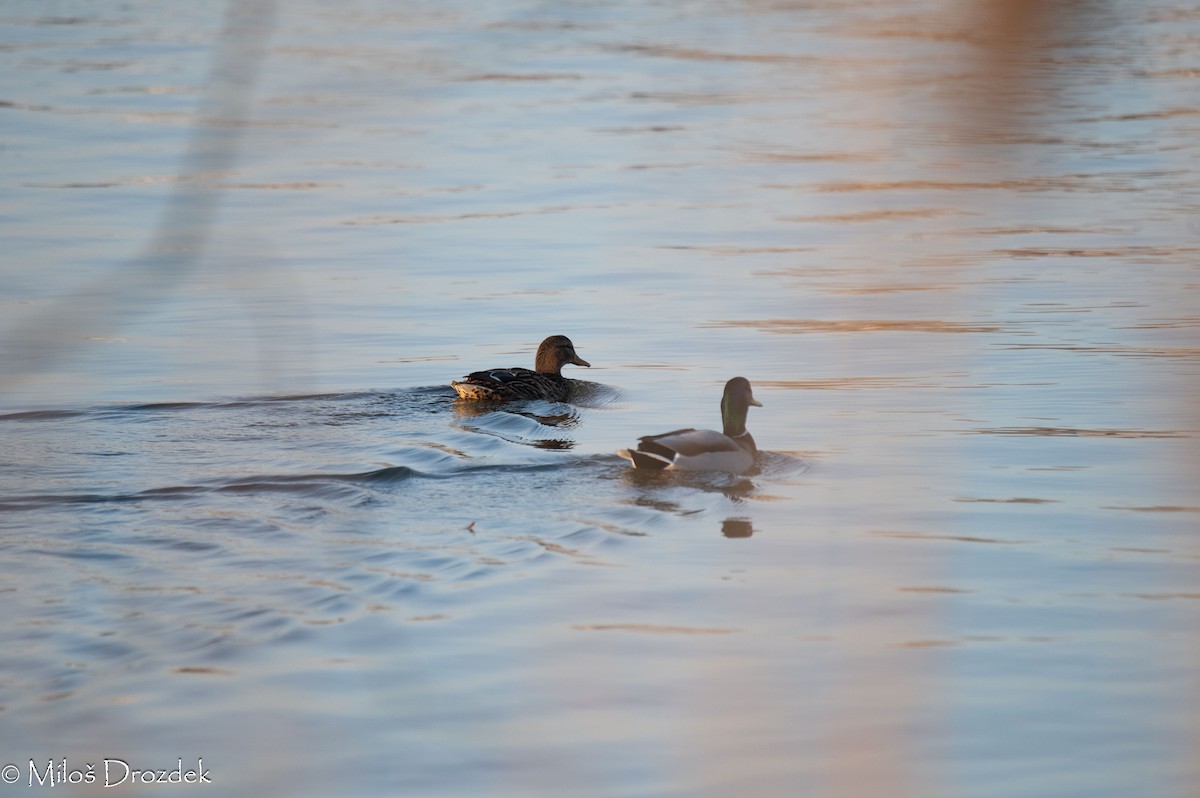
535 335 591 376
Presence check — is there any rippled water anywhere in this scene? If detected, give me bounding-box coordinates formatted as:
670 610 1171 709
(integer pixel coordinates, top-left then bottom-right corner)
2 1 1199 796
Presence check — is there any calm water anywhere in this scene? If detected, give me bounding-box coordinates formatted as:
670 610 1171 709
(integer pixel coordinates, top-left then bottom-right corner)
2 1 1199 796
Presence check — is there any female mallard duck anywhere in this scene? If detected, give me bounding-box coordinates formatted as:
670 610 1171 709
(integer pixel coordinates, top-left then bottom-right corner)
451 335 591 402
619 377 763 474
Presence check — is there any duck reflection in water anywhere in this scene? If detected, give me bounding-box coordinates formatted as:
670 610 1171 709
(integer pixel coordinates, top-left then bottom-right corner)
625 469 756 501
721 517 754 538
452 399 582 451
625 469 758 535
624 473 758 536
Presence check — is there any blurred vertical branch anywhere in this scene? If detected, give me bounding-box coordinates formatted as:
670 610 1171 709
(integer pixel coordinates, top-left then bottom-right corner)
153 0 278 254
0 0 277 387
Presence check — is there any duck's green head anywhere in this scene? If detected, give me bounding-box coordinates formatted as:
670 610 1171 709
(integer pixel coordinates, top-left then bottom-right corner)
720 377 762 436
535 335 591 375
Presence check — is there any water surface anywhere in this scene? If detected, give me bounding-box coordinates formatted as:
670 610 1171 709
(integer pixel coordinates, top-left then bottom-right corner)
2 1 1199 796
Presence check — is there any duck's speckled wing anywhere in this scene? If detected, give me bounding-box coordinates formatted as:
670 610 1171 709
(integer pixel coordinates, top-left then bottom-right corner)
462 367 536 385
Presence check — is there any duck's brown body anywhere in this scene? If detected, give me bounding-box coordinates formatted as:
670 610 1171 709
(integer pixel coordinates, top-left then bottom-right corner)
452 368 574 402
451 335 590 402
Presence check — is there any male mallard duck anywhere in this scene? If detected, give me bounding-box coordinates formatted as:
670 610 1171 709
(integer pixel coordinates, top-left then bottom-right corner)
619 377 763 474
451 335 591 402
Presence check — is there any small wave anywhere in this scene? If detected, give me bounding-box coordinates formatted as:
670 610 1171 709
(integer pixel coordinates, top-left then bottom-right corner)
572 623 739 635
0 409 89 422
0 468 420 510
26 547 134 562
454 460 581 478
353 466 420 485
706 318 1008 335
0 492 154 511
212 466 425 494
0 458 615 511
870 531 1033 546
0 391 390 423
117 392 385 412
1 384 615 427
968 426 1190 439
